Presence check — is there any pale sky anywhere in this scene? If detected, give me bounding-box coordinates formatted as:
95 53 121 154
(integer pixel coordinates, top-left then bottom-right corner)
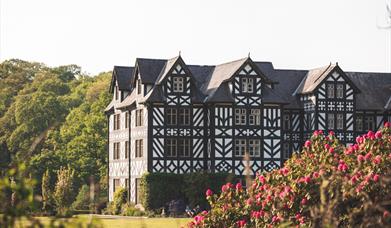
1 0 390 75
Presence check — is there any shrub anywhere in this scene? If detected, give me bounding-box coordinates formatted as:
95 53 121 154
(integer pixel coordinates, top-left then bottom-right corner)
41 169 55 214
121 203 146 216
140 172 233 212
72 184 90 211
189 123 391 227
106 187 127 215
53 166 75 217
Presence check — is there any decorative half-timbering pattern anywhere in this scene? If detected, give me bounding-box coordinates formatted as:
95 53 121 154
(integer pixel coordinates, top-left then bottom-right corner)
263 106 282 171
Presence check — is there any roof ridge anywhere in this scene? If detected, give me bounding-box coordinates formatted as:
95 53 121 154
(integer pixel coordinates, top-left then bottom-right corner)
215 57 248 67
313 63 333 84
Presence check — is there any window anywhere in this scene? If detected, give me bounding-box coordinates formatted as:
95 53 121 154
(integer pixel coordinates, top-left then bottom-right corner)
167 108 177 125
327 113 335 130
327 84 335 98
336 84 344 99
283 143 290 159
336 113 344 130
365 116 375 131
135 140 143 158
241 78 254 93
125 141 129 159
113 114 121 130
248 139 261 157
166 139 177 157
137 79 142 94
249 109 261 125
235 139 246 156
113 142 120 160
173 77 184 92
178 108 190 126
178 139 191 157
113 179 120 194
283 114 291 131
125 112 130 129
356 115 363 131
136 109 143 127
235 109 246 125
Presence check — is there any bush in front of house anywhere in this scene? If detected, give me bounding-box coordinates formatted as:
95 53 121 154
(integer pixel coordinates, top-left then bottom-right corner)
140 172 234 212
105 187 127 215
189 123 391 227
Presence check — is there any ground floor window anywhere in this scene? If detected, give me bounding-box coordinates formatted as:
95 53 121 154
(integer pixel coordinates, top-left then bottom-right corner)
235 139 246 156
365 116 375 131
113 178 120 194
166 138 191 157
248 139 261 157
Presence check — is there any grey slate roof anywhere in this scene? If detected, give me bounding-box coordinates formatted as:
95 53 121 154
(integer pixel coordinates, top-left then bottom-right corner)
109 56 391 112
110 66 134 92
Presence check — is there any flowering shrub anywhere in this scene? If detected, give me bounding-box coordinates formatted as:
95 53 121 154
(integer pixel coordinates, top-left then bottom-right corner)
189 123 391 227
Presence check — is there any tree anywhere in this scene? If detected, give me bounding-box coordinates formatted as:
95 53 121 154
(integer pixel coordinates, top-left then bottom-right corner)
41 169 54 214
53 166 75 216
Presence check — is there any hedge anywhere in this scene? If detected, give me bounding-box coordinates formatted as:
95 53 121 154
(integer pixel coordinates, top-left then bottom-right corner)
140 172 234 211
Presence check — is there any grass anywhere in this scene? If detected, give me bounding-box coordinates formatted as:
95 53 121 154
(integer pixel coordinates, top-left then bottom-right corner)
18 214 191 228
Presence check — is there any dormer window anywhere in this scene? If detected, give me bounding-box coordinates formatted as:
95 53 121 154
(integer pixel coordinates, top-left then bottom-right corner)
327 84 335 98
173 77 184 92
336 84 343 99
241 78 253 93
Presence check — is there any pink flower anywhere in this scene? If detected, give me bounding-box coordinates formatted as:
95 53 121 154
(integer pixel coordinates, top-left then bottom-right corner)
329 147 335 154
236 182 242 191
357 154 365 163
351 175 358 184
205 189 213 197
356 136 363 144
301 197 308 205
304 140 311 148
373 155 381 165
237 219 246 227
221 185 228 192
364 152 372 161
338 160 348 172
272 215 281 223
246 198 253 206
367 130 374 138
375 131 382 139
313 171 320 179
384 122 391 128
372 174 380 182
259 175 266 184
201 210 208 215
194 215 204 225
384 210 390 218
251 211 261 219
324 144 330 150
279 167 289 176
329 131 335 136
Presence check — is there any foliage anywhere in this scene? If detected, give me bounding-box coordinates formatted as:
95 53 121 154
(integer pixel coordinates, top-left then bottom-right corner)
41 169 54 214
0 163 41 227
121 203 146 216
189 123 391 227
141 172 234 211
106 187 128 215
72 184 91 211
54 166 75 217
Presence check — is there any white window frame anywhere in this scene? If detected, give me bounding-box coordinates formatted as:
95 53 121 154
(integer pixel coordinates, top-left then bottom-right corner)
235 139 246 156
336 113 344 130
166 138 177 157
249 109 261 125
248 139 260 157
173 77 184 93
235 109 246 125
327 113 335 130
327 84 335 98
336 84 344 99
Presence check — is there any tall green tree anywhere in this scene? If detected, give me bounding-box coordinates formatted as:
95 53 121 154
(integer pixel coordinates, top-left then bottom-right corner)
54 166 75 216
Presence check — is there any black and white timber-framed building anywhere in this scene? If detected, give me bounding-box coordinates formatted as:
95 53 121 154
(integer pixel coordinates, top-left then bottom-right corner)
105 55 391 203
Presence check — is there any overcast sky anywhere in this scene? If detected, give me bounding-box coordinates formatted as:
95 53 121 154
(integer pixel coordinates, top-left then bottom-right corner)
0 0 390 75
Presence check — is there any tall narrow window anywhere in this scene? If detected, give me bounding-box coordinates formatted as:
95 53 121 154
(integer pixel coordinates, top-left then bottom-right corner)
113 114 121 130
125 141 129 159
137 79 142 94
327 84 335 98
125 112 130 129
173 77 184 92
356 115 363 131
113 179 120 194
336 84 344 99
241 78 254 93
113 142 120 160
248 139 261 157
135 140 143 158
178 139 191 157
235 139 246 156
336 113 344 130
283 143 290 160
327 113 335 130
283 114 291 131
166 139 177 157
249 109 261 125
178 108 190 126
167 108 177 125
235 109 246 125
136 109 143 126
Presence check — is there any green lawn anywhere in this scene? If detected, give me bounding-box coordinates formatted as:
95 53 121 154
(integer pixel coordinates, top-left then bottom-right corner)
19 215 191 228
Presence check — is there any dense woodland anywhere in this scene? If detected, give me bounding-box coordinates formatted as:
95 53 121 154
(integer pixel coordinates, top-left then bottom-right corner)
0 59 110 207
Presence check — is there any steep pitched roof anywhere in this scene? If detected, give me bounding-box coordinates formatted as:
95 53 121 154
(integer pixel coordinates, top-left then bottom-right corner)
136 58 166 84
346 72 391 110
155 56 181 85
109 66 134 92
293 64 336 95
